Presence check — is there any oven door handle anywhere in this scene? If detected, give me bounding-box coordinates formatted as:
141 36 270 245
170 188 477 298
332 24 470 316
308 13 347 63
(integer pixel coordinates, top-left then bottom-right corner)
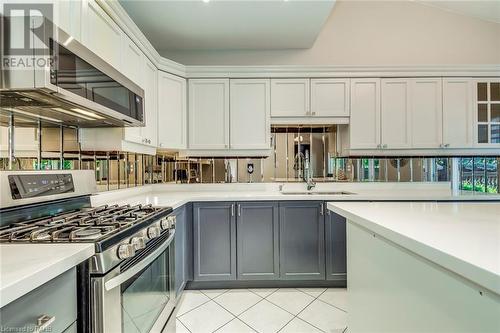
104 230 175 291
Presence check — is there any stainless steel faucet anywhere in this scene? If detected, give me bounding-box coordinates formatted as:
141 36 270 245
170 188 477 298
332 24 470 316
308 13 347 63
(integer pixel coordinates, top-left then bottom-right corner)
303 150 316 191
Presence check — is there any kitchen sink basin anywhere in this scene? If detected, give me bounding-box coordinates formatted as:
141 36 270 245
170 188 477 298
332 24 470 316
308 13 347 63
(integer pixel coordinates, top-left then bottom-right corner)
281 191 356 195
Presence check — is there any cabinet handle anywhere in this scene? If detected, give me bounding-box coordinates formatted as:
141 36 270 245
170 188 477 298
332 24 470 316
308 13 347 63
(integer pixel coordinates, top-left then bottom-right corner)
35 314 55 333
237 204 241 217
231 204 235 217
377 144 381 149
320 203 324 215
382 144 388 149
445 143 450 148
311 111 316 115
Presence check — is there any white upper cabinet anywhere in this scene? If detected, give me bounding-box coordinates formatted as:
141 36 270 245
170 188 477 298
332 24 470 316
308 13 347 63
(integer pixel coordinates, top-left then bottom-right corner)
188 79 230 150
270 79 310 117
82 0 122 70
140 58 158 147
443 79 473 148
121 36 146 146
56 0 82 40
473 79 500 147
230 79 271 150
158 71 187 150
381 79 411 149
310 79 350 117
121 34 144 87
349 79 381 149
411 78 443 148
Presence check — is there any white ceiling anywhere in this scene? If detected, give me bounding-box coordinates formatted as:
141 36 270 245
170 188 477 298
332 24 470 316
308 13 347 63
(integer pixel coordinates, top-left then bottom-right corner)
416 0 500 24
119 0 336 51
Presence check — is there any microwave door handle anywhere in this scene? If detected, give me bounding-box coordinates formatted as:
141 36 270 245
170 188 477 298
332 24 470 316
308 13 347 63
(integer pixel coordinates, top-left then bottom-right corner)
104 230 175 291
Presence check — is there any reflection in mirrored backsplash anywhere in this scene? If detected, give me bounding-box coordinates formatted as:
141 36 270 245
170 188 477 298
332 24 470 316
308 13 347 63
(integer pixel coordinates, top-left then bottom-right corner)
1 124 499 193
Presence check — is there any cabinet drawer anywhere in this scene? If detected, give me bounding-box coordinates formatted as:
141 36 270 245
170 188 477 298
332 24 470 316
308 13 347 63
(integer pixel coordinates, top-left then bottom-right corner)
0 268 77 333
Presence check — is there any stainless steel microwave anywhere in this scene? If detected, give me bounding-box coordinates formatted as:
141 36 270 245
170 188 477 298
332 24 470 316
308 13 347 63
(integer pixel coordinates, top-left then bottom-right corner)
1 15 144 127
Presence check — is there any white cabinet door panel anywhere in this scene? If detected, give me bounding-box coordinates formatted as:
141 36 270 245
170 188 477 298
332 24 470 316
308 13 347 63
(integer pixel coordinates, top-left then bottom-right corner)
270 79 310 117
411 79 443 148
349 79 381 149
311 79 350 117
188 79 229 149
82 0 122 70
381 79 411 149
57 0 82 41
158 72 186 149
121 34 144 88
230 79 270 149
140 58 157 147
442 79 473 148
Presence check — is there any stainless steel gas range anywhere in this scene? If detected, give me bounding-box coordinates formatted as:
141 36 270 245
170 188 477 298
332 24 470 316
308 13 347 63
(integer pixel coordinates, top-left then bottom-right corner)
0 170 177 333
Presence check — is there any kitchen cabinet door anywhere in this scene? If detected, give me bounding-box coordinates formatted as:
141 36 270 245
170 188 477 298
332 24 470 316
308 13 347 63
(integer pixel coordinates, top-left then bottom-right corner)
124 56 155 147
121 34 144 87
188 79 230 149
411 79 443 148
57 0 82 41
349 79 381 149
174 206 187 297
230 79 271 149
82 0 122 70
158 72 187 150
279 201 325 280
270 79 310 117
193 202 236 281
311 79 350 117
381 79 411 149
236 202 279 280
442 79 473 148
140 58 157 147
325 210 347 282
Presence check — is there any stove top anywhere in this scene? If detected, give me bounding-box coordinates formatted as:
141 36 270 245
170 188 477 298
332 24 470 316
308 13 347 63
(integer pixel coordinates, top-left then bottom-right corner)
0 204 169 244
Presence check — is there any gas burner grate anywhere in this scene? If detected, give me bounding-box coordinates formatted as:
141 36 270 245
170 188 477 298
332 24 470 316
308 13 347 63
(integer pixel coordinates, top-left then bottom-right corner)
0 203 165 243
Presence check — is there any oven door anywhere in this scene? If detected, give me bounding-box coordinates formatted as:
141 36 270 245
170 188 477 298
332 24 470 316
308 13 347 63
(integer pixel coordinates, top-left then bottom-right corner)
92 230 176 333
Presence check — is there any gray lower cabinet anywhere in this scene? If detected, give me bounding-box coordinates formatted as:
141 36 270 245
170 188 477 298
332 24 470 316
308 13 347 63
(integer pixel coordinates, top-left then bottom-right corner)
0 268 77 333
236 201 279 280
326 210 347 281
193 202 236 281
175 205 188 297
279 201 326 280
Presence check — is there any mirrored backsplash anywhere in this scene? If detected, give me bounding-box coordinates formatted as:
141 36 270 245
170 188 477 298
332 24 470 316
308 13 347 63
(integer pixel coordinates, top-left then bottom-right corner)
1 124 499 193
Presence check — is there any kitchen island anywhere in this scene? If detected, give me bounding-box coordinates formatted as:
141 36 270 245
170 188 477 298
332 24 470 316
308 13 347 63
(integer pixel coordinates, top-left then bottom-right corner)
327 201 500 333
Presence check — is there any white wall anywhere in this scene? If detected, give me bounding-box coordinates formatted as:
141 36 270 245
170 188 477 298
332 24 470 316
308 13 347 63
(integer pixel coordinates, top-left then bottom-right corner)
161 1 500 66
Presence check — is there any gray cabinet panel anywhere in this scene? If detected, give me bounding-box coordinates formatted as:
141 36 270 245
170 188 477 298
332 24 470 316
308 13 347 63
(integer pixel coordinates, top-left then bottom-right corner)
237 201 279 280
326 210 347 281
185 203 193 282
193 202 236 281
279 201 325 280
0 268 77 333
175 205 187 297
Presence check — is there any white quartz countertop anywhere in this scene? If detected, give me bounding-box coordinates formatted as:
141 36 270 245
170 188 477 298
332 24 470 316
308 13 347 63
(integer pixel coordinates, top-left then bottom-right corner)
0 243 94 308
91 182 500 209
327 201 500 295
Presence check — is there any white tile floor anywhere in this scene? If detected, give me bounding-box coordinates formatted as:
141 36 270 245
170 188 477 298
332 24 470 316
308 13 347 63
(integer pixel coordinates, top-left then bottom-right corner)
163 288 348 333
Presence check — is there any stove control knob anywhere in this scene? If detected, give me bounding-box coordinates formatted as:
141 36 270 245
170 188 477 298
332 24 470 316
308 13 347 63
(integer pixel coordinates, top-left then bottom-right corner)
168 216 176 229
147 226 161 239
130 236 146 250
117 244 135 259
161 216 176 230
